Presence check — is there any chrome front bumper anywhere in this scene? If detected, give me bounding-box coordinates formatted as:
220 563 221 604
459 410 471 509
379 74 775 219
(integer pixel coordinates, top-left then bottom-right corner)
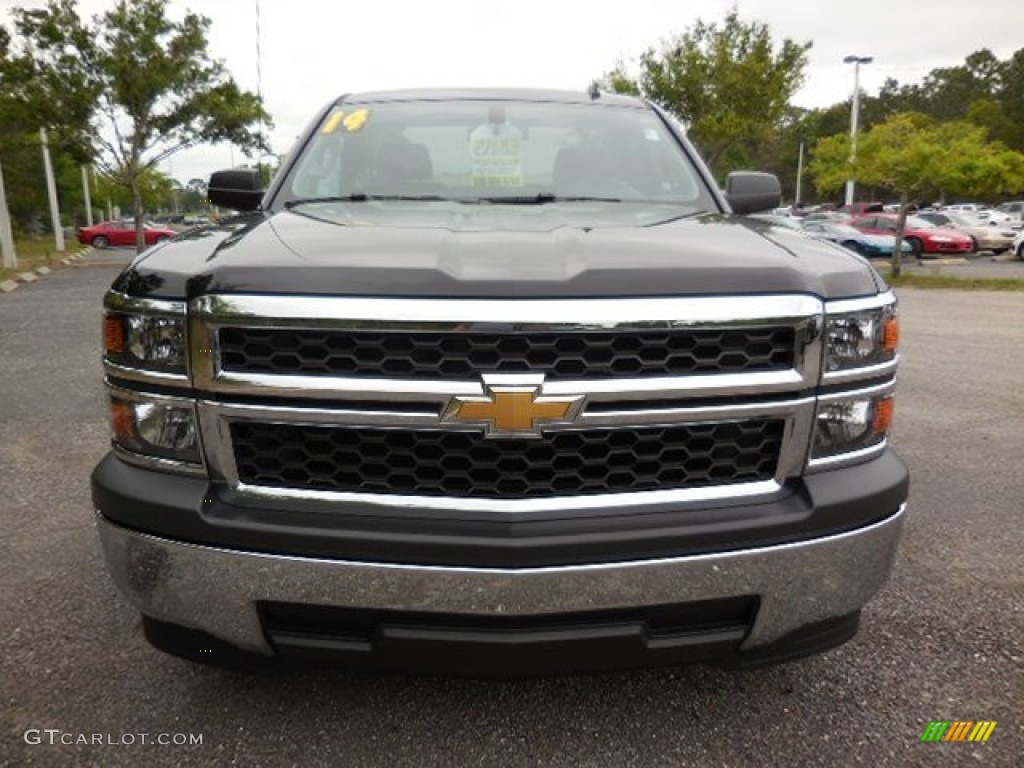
96 505 905 657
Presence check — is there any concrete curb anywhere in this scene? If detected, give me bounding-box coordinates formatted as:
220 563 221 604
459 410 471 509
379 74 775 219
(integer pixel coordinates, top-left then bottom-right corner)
1 248 92 296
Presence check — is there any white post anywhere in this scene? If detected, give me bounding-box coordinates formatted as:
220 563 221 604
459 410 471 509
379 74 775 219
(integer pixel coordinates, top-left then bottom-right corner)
82 165 93 227
0 156 17 268
40 128 65 251
795 141 805 209
844 64 861 205
843 56 872 206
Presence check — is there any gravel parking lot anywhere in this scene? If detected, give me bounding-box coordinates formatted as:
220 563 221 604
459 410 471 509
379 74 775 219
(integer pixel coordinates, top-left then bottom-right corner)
1 256 1021 767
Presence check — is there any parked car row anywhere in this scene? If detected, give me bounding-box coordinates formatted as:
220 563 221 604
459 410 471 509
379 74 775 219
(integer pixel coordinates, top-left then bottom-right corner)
801 221 913 258
763 202 1023 257
795 200 1023 229
852 214 974 257
753 211 976 258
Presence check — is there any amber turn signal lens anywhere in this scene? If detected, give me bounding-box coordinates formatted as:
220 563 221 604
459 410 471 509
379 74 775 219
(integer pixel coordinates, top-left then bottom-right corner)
104 315 125 354
110 399 136 441
872 397 894 434
881 316 899 353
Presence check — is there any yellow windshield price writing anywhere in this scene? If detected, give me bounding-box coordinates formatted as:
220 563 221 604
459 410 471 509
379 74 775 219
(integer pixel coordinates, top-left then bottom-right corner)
321 111 345 134
321 108 370 134
342 108 370 132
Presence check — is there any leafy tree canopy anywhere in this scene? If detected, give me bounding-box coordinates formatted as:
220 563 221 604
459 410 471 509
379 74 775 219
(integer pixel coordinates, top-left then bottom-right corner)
6 0 270 250
602 11 811 179
809 113 1024 274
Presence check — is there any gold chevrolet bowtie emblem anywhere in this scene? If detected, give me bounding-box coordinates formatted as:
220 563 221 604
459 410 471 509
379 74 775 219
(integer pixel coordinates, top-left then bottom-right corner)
442 375 585 438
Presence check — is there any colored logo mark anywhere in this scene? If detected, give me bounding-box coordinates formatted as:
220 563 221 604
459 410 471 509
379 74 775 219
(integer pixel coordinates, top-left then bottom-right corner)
920 721 996 742
442 376 584 438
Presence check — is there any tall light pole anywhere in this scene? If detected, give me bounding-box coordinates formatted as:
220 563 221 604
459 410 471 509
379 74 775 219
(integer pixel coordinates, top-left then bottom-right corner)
795 140 805 209
0 157 17 268
39 128 65 252
843 55 873 206
81 165 94 227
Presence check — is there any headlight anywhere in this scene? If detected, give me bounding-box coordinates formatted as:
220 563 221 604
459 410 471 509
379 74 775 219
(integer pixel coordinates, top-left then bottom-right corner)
812 392 893 459
105 313 187 373
110 393 201 465
823 302 898 373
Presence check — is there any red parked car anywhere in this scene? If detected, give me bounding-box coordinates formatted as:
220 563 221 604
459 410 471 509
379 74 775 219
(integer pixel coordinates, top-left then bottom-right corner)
851 213 973 258
77 220 177 248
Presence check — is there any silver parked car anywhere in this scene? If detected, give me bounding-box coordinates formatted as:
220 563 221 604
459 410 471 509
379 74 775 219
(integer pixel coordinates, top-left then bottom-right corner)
918 211 1016 253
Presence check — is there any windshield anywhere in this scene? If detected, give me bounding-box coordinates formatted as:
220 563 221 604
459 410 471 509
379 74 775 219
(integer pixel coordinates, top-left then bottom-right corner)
906 216 937 229
273 99 714 229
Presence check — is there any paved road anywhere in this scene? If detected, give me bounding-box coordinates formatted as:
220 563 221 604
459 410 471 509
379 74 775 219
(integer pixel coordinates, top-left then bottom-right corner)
1 256 1021 767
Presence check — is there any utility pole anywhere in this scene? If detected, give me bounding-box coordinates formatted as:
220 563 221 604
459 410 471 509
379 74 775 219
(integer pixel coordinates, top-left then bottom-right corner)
795 141 805 209
0 156 17 268
843 55 873 206
82 165 94 227
39 128 65 252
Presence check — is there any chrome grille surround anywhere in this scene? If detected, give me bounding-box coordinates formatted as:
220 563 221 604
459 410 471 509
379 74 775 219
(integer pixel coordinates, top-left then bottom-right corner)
190 294 826 514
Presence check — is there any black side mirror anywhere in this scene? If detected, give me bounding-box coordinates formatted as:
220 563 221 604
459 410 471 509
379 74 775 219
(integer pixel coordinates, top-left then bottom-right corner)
207 169 264 211
724 171 782 215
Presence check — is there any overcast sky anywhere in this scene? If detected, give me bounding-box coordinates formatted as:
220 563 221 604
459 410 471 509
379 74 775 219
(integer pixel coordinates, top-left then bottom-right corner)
3 0 1022 185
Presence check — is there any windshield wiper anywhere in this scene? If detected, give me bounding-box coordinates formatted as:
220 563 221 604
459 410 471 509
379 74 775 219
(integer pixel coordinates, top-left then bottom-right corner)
284 194 453 208
474 193 623 205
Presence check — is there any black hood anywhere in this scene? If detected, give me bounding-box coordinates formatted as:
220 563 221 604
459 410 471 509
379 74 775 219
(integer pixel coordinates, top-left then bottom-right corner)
114 210 885 300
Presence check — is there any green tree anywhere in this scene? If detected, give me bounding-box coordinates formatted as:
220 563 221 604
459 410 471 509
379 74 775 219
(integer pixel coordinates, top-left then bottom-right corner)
604 11 811 178
809 114 1024 276
177 177 206 212
11 0 270 252
94 166 174 213
1 13 96 256
995 49 1024 152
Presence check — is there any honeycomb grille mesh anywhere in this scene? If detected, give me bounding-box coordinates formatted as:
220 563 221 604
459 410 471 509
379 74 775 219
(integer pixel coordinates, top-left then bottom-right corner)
231 420 785 499
218 327 796 380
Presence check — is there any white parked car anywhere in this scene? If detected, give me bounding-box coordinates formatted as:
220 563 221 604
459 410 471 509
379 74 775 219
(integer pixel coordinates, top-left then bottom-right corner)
974 209 1015 227
1013 229 1024 260
942 203 988 215
994 201 1024 228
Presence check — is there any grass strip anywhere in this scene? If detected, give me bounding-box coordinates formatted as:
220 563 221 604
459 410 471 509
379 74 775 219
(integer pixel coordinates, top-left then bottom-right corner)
884 273 1024 291
0 238 86 283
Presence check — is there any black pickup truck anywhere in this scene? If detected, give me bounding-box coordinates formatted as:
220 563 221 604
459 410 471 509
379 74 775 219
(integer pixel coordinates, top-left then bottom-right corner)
92 88 908 676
